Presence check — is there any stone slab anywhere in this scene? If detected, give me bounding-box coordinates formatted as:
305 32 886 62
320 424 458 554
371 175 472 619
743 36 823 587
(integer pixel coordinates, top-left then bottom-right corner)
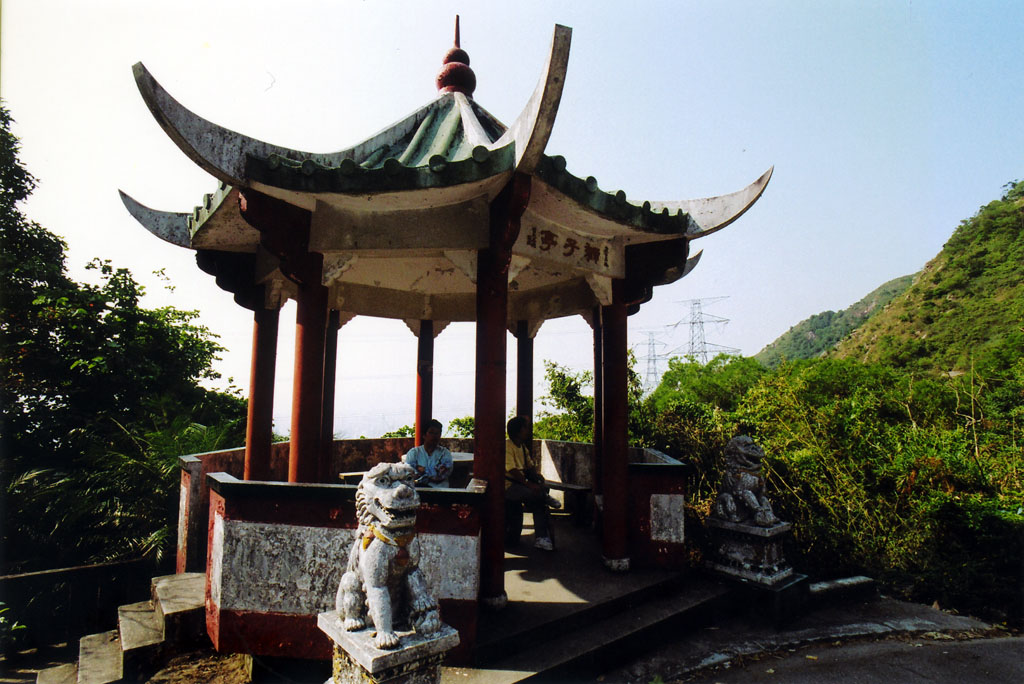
35 662 78 684
118 600 163 650
706 518 792 537
152 573 205 617
77 630 122 684
318 611 460 676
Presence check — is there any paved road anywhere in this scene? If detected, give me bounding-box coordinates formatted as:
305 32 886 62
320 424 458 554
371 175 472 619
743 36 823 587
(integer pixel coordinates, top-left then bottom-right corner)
680 635 1024 684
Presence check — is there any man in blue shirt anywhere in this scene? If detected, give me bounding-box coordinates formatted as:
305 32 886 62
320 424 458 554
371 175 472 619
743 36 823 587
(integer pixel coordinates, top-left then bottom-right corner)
403 419 453 488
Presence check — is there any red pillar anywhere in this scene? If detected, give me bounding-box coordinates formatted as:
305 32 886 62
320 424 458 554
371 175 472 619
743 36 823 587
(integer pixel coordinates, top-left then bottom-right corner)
290 280 328 483
244 305 279 481
591 307 604 499
515 320 533 430
415 319 435 446
319 310 341 483
601 280 630 571
476 174 530 607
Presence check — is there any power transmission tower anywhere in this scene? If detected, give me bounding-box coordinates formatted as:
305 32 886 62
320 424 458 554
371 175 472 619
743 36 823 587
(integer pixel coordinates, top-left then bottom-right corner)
678 297 739 364
644 331 664 388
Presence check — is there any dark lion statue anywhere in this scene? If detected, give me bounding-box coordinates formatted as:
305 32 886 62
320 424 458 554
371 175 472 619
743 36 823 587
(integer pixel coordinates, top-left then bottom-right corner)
713 435 779 527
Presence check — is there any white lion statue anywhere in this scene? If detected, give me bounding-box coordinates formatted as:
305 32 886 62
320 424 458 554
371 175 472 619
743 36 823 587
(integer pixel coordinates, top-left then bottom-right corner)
335 462 441 649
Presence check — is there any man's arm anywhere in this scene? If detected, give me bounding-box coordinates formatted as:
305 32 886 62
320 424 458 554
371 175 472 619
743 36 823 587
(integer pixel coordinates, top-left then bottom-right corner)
433 449 453 481
403 449 426 475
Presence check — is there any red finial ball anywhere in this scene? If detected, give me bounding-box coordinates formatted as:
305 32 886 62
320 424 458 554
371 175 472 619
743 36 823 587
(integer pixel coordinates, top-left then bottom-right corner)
436 16 476 97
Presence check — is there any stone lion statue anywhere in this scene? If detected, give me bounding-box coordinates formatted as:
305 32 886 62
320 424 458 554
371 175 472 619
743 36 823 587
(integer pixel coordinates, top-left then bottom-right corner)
713 436 779 527
335 462 441 649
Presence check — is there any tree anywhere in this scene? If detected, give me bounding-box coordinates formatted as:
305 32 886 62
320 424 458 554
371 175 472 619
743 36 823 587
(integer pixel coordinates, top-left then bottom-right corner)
533 355 652 445
447 416 475 438
1 103 247 572
650 353 766 413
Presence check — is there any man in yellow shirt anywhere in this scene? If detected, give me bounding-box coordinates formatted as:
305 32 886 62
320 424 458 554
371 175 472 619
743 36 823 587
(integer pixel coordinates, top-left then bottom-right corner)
505 416 556 551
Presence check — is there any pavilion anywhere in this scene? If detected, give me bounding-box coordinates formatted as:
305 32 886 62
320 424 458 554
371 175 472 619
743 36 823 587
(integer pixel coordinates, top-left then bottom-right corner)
121 19 770 656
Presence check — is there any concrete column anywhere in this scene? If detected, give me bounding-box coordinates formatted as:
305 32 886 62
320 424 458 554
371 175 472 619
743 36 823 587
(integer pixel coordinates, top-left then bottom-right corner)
415 319 435 446
476 174 530 607
600 280 630 571
515 320 533 430
319 310 341 483
244 305 279 481
289 282 328 483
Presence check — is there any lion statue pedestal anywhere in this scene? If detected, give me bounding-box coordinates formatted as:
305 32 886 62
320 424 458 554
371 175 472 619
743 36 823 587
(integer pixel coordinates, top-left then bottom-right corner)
318 463 459 684
706 436 794 586
705 436 807 624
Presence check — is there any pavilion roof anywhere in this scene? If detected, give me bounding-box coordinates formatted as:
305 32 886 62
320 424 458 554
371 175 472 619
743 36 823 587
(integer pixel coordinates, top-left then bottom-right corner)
121 23 771 321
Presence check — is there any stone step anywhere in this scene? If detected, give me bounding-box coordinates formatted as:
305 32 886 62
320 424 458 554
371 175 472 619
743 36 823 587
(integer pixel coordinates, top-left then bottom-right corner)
449 577 732 683
473 571 689 665
151 573 206 648
118 601 165 680
76 631 122 684
35 662 78 684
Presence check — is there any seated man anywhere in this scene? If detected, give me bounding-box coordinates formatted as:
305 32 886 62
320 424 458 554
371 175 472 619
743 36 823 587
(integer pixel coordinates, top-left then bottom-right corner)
505 416 556 551
403 419 453 488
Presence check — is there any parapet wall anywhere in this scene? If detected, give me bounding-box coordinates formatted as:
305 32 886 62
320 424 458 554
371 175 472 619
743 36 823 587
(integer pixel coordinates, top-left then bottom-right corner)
177 438 473 573
205 474 484 663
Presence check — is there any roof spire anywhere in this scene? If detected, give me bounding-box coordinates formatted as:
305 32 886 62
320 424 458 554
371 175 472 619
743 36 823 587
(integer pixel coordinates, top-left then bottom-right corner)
436 15 476 97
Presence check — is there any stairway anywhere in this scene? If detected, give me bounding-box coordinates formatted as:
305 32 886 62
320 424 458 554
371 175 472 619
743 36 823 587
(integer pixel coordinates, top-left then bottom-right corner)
35 573 207 684
446 574 733 683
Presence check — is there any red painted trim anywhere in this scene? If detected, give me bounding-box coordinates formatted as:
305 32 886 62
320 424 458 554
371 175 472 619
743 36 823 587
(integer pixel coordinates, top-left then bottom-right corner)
176 469 190 574
415 503 481 536
212 609 332 660
627 467 689 569
209 600 477 665
438 598 476 666
206 492 226 646
220 496 358 529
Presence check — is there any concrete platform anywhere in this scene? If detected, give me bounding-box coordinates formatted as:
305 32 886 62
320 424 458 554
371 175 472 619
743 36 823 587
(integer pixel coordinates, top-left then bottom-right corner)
445 512 731 682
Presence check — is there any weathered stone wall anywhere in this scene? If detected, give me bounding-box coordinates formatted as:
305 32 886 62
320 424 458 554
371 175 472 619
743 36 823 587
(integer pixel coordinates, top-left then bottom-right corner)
537 439 594 487
179 438 475 572
206 475 483 663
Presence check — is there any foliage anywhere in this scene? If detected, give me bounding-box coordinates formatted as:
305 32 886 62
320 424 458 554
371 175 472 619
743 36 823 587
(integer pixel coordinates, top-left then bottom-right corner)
380 424 415 438
734 358 1022 623
0 601 27 654
755 274 915 367
533 355 652 445
534 362 594 443
650 354 767 413
834 180 1024 374
528 180 1024 625
1 104 246 572
447 415 475 438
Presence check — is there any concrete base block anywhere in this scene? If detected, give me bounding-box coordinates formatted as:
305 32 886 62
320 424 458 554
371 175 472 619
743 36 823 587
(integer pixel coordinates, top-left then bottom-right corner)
318 611 459 684
705 518 793 586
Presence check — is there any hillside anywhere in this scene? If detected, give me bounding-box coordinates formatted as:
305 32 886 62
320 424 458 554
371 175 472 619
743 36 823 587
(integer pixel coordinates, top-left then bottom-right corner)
754 274 915 367
833 180 1024 373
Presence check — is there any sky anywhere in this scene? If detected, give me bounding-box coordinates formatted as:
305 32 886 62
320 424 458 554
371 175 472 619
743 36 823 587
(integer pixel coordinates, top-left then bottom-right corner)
2 1 1022 438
